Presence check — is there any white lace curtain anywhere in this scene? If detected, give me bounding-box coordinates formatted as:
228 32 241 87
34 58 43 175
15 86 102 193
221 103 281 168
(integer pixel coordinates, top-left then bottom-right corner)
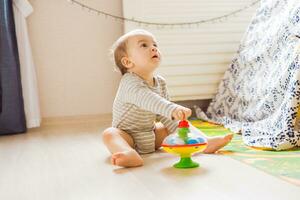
13 0 41 128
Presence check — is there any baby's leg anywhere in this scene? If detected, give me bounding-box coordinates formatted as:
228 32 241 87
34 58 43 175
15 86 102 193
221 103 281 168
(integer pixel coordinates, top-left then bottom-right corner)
154 122 169 150
102 127 143 167
189 124 233 153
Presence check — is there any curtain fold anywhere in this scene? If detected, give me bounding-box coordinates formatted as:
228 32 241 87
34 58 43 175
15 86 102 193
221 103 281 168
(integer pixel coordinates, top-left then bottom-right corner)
0 0 26 134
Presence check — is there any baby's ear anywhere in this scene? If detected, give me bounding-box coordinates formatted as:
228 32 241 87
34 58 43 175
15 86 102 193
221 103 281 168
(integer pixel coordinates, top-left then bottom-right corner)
121 57 133 69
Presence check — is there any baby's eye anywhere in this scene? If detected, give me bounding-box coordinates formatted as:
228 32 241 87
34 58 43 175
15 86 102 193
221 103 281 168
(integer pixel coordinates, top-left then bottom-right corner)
153 43 158 47
141 43 147 47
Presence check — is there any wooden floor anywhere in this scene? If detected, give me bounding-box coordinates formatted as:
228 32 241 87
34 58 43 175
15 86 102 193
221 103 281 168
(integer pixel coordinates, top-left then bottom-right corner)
0 117 300 200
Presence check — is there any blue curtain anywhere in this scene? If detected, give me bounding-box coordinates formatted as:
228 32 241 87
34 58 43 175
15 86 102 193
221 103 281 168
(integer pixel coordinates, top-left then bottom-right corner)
0 0 26 134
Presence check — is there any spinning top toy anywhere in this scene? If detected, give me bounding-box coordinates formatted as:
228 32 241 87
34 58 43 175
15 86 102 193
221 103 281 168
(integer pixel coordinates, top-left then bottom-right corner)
161 119 207 168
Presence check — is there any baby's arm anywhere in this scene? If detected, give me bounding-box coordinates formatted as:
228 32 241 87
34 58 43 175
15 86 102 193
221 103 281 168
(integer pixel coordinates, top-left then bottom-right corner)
158 75 191 120
122 77 179 119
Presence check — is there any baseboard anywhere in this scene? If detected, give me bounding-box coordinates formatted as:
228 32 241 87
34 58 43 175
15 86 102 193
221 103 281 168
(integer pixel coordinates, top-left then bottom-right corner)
41 113 112 126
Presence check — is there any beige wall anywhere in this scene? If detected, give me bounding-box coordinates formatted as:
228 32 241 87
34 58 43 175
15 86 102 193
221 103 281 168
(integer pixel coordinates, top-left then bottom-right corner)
27 0 123 118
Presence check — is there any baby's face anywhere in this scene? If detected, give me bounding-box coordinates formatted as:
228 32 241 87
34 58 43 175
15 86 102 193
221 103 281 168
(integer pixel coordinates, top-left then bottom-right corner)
126 34 161 75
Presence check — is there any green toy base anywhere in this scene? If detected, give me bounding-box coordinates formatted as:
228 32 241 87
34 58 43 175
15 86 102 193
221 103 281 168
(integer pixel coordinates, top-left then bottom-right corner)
173 157 199 168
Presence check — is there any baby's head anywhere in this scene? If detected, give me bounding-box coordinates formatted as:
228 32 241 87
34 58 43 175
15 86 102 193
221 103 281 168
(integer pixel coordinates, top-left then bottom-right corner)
111 29 160 75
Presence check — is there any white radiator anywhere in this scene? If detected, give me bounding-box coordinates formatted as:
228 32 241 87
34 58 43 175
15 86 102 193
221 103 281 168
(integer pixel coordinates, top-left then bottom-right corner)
123 0 258 101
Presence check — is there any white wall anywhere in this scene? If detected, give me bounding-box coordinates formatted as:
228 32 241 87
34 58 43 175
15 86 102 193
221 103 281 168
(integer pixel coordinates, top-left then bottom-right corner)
27 0 123 118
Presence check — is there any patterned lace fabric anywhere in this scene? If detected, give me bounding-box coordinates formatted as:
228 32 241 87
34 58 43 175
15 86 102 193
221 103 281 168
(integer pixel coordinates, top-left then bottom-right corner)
206 0 300 150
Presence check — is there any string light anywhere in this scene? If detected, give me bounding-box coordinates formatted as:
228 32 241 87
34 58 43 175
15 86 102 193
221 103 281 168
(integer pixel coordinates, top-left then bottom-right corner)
67 0 261 29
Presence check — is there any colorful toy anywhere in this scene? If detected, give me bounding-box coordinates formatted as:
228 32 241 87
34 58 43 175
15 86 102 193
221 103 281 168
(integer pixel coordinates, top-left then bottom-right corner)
161 119 207 168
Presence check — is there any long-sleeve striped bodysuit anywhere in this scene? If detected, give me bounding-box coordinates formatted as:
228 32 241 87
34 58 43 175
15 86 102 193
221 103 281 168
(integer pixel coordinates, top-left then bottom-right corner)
112 72 179 154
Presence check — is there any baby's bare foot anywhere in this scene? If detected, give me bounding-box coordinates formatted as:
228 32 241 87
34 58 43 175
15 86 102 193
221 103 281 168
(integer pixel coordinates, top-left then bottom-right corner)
111 150 143 167
203 134 233 154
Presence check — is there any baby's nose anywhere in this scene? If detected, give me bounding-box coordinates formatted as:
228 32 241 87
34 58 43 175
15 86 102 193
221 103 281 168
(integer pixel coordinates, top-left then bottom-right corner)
151 47 157 52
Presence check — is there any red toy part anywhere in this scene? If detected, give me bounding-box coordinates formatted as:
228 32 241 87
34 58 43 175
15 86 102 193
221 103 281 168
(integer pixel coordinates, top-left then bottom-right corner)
178 120 189 128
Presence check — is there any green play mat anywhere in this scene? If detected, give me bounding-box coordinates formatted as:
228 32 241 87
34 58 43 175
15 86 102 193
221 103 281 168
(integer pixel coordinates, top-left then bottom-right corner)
191 119 300 187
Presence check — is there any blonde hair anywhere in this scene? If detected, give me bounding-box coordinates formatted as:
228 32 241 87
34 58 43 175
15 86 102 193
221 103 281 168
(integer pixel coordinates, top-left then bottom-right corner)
110 29 155 75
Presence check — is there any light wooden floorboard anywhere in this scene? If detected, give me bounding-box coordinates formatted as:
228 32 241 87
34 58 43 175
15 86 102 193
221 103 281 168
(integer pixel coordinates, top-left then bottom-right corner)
0 119 299 200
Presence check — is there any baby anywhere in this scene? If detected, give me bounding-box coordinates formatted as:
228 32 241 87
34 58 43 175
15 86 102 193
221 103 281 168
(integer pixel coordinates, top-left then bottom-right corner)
102 29 233 167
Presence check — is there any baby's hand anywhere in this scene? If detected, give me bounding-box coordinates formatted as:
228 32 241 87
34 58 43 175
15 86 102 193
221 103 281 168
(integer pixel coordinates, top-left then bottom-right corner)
172 106 192 120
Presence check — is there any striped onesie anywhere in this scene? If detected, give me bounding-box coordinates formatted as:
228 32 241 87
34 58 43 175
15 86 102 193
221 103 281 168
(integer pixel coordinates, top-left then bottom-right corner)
112 72 179 154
